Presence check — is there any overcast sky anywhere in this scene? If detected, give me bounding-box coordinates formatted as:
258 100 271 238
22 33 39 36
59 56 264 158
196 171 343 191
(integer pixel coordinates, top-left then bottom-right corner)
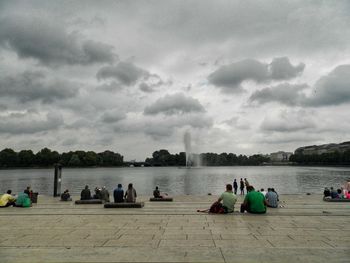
0 0 349 161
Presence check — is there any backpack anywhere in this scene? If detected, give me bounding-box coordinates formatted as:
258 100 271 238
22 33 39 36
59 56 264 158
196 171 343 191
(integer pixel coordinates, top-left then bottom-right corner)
209 201 225 214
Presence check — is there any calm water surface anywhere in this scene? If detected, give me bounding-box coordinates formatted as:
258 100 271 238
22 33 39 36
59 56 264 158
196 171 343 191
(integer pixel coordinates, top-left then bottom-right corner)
0 166 349 196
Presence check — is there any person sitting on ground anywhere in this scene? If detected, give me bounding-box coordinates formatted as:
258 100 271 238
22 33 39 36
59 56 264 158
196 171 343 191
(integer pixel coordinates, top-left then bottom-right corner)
0 190 16 207
93 187 102 199
271 188 279 201
346 190 350 199
265 188 278 208
15 192 31 207
124 183 137 203
323 187 331 198
61 189 72 201
153 186 162 198
240 185 268 214
336 189 344 199
24 186 33 198
330 187 339 199
113 184 124 203
217 184 237 213
100 186 110 202
81 185 92 200
260 188 267 197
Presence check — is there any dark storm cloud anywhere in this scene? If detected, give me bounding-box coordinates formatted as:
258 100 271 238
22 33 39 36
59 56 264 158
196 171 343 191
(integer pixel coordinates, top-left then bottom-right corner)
0 71 78 103
269 57 305 80
208 57 304 92
249 65 350 107
143 93 205 115
306 65 350 107
249 83 308 106
0 112 63 134
0 16 116 66
97 62 149 86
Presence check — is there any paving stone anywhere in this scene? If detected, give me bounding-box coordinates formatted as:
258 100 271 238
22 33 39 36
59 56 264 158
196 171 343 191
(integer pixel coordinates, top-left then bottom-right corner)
159 239 215 247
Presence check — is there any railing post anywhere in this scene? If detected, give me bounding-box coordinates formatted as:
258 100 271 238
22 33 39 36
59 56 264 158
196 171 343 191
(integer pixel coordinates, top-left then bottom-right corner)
54 164 62 197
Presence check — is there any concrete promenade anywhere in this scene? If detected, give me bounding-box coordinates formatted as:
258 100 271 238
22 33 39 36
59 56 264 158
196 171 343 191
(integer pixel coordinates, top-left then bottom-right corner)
0 194 349 262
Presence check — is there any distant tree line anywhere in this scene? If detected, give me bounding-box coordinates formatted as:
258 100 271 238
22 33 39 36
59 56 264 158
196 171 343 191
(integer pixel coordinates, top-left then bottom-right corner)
0 148 124 168
145 149 270 166
290 151 350 165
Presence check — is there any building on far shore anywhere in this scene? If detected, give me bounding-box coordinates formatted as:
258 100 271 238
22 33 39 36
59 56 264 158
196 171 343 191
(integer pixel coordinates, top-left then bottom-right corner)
269 151 293 162
294 141 350 155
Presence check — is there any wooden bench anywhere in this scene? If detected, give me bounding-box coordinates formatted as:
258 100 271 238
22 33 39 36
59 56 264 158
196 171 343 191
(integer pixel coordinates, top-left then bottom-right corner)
104 202 144 208
149 197 173 201
75 199 102 204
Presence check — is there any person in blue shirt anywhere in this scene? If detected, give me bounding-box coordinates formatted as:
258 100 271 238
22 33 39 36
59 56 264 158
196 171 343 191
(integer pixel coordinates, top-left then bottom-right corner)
113 184 124 203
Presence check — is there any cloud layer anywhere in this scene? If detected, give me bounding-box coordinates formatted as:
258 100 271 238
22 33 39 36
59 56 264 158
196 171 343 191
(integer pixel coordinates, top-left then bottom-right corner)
0 1 349 160
208 57 304 92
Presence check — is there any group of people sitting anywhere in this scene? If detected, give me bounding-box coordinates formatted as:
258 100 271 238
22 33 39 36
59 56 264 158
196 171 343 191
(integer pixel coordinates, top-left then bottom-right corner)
202 183 279 214
78 183 137 203
323 187 350 200
0 186 33 208
80 185 111 202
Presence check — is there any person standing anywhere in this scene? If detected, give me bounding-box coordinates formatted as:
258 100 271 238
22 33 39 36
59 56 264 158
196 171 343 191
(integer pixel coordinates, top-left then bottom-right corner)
244 178 250 193
217 184 237 213
240 178 245 195
233 179 238 195
124 183 137 203
113 184 124 203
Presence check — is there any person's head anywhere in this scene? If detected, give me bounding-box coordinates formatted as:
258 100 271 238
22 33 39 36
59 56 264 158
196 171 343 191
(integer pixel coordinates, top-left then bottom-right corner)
268 188 272 192
271 188 275 192
337 189 342 194
330 187 334 190
247 186 254 192
26 186 31 190
7 190 12 194
234 179 236 182
226 184 233 192
64 189 69 193
128 183 133 189
85 185 89 190
240 178 243 180
261 188 264 192
118 184 122 188
155 186 159 190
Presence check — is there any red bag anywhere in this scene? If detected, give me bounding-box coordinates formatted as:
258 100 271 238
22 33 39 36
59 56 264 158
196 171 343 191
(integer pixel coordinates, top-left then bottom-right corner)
209 201 225 213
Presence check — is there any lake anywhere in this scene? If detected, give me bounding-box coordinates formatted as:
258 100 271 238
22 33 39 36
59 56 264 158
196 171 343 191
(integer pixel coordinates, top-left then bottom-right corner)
0 166 349 196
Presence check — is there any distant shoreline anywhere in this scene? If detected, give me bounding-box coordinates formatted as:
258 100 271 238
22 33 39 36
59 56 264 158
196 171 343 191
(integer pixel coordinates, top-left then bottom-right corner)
1 164 350 170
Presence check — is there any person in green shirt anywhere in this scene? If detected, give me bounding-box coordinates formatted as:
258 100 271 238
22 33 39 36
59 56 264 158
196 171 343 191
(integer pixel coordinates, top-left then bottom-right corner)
218 184 237 213
15 192 31 207
240 185 267 214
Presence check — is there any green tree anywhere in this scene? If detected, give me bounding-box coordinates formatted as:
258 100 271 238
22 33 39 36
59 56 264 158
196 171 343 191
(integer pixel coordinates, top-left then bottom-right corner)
0 148 18 167
68 154 81 166
18 150 35 167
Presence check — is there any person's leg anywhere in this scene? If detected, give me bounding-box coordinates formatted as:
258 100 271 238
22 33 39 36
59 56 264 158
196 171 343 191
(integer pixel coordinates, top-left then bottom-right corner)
240 204 246 213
